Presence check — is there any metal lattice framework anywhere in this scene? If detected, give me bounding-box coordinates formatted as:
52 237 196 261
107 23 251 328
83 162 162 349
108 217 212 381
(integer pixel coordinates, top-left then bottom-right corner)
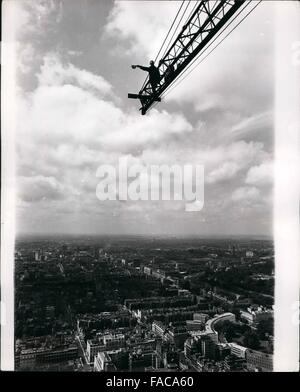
129 0 246 114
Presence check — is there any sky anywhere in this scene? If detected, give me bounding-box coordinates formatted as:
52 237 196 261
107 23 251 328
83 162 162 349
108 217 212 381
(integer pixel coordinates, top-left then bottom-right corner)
11 0 275 237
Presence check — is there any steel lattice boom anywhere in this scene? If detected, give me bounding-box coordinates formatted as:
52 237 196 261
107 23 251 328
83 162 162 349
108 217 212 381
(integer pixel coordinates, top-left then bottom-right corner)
129 0 246 115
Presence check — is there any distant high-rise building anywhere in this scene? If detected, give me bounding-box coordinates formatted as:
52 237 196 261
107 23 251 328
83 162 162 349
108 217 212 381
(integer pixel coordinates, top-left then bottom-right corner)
34 250 41 261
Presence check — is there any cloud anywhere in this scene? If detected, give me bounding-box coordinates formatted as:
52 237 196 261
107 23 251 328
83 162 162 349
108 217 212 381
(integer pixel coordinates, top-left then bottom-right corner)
227 111 273 145
232 186 260 202
18 42 36 75
231 111 273 135
204 141 270 182
37 53 113 95
18 54 193 155
12 1 274 235
13 0 69 87
104 1 182 59
105 0 275 126
15 0 63 38
167 2 275 114
19 175 65 202
245 161 273 186
207 162 240 184
17 54 194 211
68 50 83 57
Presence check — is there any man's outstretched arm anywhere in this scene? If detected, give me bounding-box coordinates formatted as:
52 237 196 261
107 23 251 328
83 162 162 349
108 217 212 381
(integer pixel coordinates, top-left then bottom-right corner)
132 65 149 72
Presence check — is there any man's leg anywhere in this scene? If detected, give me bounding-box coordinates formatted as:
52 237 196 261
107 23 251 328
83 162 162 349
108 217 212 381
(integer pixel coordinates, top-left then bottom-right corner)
150 82 157 95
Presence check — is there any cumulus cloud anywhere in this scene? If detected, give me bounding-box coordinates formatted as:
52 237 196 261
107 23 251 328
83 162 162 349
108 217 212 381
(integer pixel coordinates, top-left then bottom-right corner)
11 0 274 235
104 1 274 117
37 54 113 95
206 141 269 178
245 161 273 186
104 1 182 59
18 54 193 154
17 54 194 216
207 162 240 184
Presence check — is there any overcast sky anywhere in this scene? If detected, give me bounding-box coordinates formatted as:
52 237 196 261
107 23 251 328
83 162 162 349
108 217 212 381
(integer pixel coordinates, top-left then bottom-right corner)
12 0 275 237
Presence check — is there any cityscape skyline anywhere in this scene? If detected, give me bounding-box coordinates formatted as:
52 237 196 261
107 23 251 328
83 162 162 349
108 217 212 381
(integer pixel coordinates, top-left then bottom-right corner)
15 236 274 372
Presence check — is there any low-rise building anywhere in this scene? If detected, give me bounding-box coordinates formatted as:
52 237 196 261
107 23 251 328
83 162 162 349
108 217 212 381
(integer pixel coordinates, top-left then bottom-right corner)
87 333 125 363
240 306 273 325
152 321 166 337
94 352 116 372
186 320 204 331
103 333 125 350
18 344 78 369
228 342 247 359
193 313 209 324
87 339 105 363
246 349 273 372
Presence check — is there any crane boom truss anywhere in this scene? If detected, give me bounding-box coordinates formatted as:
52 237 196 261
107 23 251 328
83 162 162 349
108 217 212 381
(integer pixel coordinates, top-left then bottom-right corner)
132 0 246 114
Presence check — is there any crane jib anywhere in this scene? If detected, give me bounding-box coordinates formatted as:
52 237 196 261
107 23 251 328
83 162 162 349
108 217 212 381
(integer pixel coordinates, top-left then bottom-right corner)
128 0 247 115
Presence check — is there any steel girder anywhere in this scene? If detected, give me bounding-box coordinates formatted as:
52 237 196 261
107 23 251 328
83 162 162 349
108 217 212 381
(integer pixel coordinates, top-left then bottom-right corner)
136 0 246 114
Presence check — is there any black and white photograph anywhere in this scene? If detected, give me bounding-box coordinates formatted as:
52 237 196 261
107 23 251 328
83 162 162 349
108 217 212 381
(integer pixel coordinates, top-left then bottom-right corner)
1 0 299 376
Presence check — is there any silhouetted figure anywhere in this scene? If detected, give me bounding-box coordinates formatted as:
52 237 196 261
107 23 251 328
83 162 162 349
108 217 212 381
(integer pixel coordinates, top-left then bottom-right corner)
132 60 160 94
164 64 175 84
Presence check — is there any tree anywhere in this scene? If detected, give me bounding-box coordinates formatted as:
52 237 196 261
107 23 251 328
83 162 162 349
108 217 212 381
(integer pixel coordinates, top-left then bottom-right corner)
243 331 260 350
232 309 241 321
182 280 191 291
257 318 273 339
214 320 236 341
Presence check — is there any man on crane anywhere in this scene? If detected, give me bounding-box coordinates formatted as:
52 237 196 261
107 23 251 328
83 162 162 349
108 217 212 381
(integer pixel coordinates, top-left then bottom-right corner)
131 60 161 95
